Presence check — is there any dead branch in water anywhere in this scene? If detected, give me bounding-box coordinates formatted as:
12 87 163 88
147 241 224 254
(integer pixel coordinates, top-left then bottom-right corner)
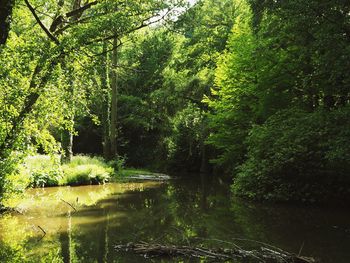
60 199 77 211
37 225 46 241
114 242 317 263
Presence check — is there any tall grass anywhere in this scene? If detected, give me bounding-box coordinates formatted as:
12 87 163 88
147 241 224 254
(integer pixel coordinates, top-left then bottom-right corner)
19 155 114 187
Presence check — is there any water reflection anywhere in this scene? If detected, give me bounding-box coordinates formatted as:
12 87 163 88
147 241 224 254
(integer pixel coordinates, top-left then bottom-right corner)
0 177 349 262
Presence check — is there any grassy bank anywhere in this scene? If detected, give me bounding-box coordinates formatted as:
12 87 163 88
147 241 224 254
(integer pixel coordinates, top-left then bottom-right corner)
18 155 162 189
19 155 114 187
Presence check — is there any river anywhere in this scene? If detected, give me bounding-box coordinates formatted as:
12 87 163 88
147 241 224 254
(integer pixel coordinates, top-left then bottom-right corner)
0 176 349 262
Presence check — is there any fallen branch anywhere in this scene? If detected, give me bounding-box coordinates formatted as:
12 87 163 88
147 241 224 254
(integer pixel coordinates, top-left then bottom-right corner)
114 242 317 263
60 199 77 211
37 225 46 241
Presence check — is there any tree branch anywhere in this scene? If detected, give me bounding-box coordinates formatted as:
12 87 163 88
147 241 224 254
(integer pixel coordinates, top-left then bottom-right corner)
66 1 98 18
24 0 60 45
83 9 170 46
50 0 98 33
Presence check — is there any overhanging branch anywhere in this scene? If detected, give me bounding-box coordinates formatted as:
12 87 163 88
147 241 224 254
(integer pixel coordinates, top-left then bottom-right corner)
83 9 171 46
24 0 60 45
50 0 98 33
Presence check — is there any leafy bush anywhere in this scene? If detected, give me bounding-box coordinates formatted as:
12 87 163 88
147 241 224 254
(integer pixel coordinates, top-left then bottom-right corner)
19 155 63 188
29 170 61 187
108 155 126 173
233 106 350 203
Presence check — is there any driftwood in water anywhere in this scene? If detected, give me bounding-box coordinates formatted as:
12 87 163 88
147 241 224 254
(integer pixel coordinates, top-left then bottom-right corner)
115 242 317 263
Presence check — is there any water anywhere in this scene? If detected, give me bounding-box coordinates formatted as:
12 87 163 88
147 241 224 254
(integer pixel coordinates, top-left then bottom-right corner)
0 176 349 262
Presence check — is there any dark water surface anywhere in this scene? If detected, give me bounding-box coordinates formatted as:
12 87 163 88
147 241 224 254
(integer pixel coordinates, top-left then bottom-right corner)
0 176 349 262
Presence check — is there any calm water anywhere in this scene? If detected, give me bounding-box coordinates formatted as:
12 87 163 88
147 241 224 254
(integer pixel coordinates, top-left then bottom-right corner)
0 176 349 262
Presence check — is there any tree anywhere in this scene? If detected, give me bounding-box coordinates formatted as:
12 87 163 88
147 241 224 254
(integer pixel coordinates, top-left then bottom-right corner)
208 0 350 202
109 37 119 159
162 0 236 172
207 0 257 172
0 0 15 45
0 0 186 206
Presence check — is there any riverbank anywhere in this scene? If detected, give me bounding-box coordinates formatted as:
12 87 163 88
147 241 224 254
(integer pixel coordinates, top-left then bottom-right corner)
17 155 166 187
18 155 114 187
0 155 165 209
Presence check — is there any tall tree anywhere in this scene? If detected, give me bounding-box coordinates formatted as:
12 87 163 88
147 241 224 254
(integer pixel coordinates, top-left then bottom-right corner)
109 37 119 159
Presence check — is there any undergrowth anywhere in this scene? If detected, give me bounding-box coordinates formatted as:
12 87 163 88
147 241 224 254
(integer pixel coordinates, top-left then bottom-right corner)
19 155 114 187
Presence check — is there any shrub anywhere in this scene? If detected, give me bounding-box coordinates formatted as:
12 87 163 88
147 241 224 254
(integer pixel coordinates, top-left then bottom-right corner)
19 155 63 188
61 164 112 186
108 155 126 173
19 155 114 187
233 106 350 203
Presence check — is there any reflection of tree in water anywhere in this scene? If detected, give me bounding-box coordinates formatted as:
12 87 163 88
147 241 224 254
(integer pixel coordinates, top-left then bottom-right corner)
2 180 350 263
59 211 74 263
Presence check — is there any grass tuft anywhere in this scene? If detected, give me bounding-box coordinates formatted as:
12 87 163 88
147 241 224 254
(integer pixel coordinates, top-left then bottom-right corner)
19 155 114 187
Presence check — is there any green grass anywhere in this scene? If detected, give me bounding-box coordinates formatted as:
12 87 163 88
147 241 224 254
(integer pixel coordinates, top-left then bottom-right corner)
19 155 164 187
19 155 114 187
60 163 112 186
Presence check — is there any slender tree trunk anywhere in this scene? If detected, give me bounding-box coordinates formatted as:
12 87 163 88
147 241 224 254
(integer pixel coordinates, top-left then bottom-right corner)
0 0 15 45
60 62 75 164
200 117 209 174
101 42 111 160
109 37 118 159
61 128 73 163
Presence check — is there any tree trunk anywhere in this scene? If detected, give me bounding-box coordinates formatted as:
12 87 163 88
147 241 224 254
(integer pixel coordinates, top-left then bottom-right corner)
60 61 75 164
0 0 15 45
101 42 111 160
109 37 118 159
200 117 209 174
61 128 73 163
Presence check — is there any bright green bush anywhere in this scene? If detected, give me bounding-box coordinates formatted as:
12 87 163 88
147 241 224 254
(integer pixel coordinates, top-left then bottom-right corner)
19 155 63 188
233 107 350 203
19 155 114 187
61 163 113 186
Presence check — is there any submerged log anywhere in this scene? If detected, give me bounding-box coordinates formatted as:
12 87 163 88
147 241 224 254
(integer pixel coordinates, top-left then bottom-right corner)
115 242 317 263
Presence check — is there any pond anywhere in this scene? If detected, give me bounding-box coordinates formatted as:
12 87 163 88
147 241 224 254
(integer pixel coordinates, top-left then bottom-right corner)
0 175 349 262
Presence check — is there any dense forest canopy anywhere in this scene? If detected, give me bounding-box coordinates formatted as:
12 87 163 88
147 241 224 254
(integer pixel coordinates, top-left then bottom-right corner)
0 0 349 205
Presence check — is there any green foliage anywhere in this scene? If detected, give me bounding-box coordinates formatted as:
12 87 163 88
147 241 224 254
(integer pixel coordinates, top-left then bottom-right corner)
108 155 126 173
1 0 349 205
206 0 350 202
60 164 111 186
233 107 350 202
0 0 186 204
19 155 62 187
61 155 114 185
167 104 203 171
206 1 256 171
19 155 113 187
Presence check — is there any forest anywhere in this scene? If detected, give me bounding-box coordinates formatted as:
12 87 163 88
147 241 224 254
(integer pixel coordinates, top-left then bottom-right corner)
0 0 350 262
1 0 350 206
